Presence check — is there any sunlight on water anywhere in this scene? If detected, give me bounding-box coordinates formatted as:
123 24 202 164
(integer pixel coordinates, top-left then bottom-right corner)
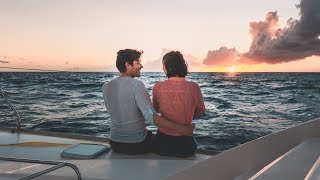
226 71 237 78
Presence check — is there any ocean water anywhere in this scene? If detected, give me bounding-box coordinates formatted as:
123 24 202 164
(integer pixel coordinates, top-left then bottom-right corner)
1 72 320 153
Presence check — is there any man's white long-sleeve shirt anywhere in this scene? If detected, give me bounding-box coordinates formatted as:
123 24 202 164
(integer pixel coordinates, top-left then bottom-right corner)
102 77 155 143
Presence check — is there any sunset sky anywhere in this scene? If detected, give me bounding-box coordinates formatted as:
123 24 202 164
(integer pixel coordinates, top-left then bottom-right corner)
1 0 319 72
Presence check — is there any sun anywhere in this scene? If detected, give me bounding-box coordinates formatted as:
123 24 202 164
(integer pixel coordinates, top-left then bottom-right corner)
228 66 236 73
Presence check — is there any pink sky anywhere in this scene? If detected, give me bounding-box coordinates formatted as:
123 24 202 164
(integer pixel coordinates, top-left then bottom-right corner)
0 0 319 72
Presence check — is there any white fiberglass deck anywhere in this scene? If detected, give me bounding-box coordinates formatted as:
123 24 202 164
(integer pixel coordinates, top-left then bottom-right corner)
168 118 320 180
0 130 212 180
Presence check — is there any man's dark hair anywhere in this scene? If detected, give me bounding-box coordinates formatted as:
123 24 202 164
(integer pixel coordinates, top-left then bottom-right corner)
116 49 143 73
162 51 188 78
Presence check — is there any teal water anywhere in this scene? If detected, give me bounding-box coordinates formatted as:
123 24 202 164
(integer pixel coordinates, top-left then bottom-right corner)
1 72 320 152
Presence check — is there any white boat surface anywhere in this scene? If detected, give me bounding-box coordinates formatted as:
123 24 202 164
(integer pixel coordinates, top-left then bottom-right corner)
0 88 213 180
0 128 213 180
168 117 320 180
1 89 320 180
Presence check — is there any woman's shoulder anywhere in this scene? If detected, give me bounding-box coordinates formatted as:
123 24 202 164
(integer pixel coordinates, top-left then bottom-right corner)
153 80 165 89
185 81 202 93
186 80 200 87
154 79 167 86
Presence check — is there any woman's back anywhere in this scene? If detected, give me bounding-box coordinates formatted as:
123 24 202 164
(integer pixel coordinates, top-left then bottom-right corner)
153 50 205 158
153 77 205 136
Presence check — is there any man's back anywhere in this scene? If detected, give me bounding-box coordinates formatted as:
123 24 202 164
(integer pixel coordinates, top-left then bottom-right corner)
102 77 152 143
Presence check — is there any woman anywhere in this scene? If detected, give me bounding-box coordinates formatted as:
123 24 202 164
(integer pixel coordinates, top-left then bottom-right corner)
152 51 205 157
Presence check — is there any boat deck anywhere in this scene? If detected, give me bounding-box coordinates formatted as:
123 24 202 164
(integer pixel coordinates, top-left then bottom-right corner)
0 130 212 180
168 118 320 180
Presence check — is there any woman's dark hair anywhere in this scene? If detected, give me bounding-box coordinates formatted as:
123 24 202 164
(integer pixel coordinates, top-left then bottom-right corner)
116 49 143 73
162 51 188 78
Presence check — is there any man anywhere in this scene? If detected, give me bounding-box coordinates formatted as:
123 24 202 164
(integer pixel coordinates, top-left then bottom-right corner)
102 49 193 155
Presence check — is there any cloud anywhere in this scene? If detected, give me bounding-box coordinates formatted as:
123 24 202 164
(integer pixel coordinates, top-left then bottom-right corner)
0 60 10 64
89 64 117 72
144 48 202 72
0 56 11 63
203 46 241 66
203 0 320 66
0 56 27 64
143 48 171 71
182 53 202 72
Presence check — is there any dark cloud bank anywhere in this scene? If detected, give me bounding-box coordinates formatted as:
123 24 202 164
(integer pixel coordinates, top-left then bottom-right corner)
204 0 320 66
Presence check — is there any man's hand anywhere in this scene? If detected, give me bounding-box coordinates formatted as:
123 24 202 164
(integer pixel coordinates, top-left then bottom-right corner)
153 114 194 136
180 124 194 136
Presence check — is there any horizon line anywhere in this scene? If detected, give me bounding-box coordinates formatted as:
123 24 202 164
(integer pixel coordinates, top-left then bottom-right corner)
1 71 320 73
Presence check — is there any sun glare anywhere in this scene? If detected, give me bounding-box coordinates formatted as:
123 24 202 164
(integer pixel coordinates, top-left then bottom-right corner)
228 66 236 73
201 64 270 72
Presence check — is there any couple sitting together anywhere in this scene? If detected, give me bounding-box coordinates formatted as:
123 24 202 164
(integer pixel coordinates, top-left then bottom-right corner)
102 49 205 158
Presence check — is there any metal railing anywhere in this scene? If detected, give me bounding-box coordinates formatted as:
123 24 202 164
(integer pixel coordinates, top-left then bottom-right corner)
0 156 82 180
0 88 22 132
0 88 82 179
